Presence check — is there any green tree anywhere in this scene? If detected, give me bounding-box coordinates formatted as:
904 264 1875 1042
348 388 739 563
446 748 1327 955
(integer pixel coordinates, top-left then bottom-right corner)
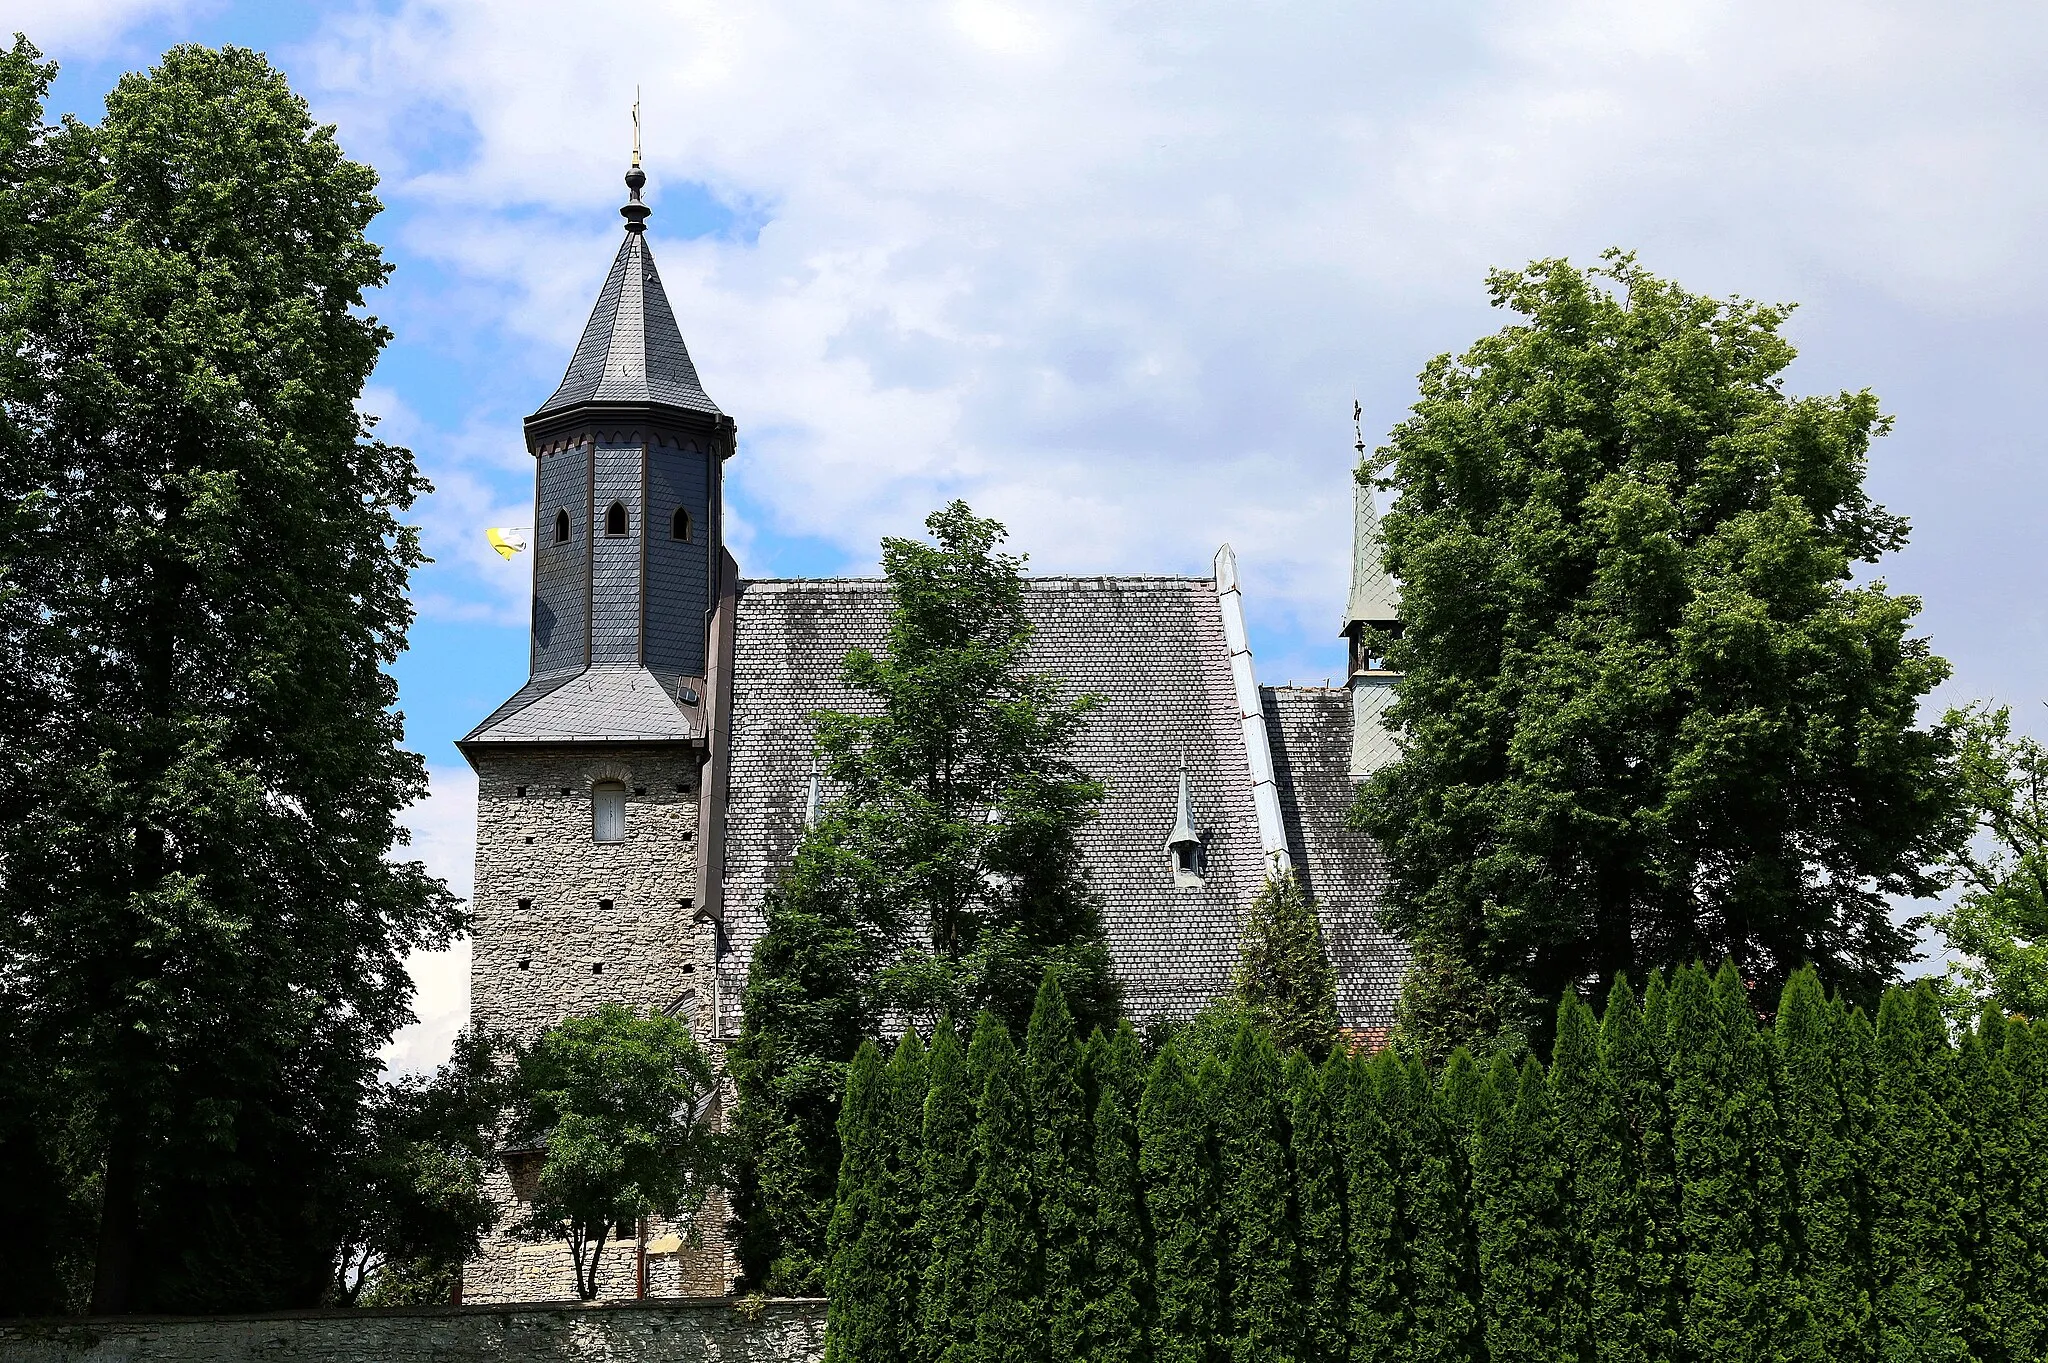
1345 1052 1405 1363
507 1005 723 1302
1403 1057 1480 1363
972 1013 1040 1363
1215 1026 1298 1363
330 1028 510 1307
1773 969 1872 1362
1933 703 2048 1020
1957 1011 2024 1363
1867 984 1968 1362
1086 1022 1150 1363
826 1034 927 1363
1472 1058 1565 1363
1667 963 1787 1362
0 42 458 1314
1287 1051 1349 1363
1356 252 1956 1054
1138 1043 1220 1363
1595 976 1680 1363
916 1021 979 1363
1025 976 1093 1363
1996 1018 2048 1360
1546 996 1615 1363
731 501 1117 1288
1233 871 1340 1057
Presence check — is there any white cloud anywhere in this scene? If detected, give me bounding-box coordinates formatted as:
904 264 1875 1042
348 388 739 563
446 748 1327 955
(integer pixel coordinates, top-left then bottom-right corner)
6 0 199 51
382 762 476 1075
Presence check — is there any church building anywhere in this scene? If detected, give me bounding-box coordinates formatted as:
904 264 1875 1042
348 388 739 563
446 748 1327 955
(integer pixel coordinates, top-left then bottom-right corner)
457 161 1408 1301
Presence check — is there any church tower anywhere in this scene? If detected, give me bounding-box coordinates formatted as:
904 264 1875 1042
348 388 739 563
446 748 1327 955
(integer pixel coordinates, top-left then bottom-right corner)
458 158 731 1299
1342 437 1401 778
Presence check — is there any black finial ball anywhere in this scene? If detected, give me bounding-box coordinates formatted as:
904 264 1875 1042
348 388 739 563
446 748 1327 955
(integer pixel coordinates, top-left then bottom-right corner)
625 166 647 194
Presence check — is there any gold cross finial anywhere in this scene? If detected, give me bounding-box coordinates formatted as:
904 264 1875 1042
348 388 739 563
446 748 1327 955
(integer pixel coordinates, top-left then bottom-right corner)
631 87 642 169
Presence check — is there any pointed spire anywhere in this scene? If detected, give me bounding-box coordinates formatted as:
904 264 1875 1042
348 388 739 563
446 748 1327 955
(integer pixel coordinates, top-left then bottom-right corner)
1165 759 1199 853
1342 401 1398 634
529 151 723 423
803 762 823 829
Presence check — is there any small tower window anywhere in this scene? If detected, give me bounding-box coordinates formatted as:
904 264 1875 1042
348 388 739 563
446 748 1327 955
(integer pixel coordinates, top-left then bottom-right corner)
672 506 692 542
605 501 629 537
554 508 570 543
592 781 627 843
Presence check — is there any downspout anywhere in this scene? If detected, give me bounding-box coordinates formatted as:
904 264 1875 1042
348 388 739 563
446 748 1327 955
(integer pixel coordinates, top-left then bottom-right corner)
1213 545 1291 878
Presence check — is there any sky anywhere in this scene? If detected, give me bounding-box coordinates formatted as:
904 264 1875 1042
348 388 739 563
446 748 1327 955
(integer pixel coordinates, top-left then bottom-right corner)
13 0 2045 1071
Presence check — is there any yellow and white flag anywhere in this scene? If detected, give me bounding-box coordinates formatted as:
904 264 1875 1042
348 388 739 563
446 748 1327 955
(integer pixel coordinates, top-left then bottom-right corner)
486 527 528 560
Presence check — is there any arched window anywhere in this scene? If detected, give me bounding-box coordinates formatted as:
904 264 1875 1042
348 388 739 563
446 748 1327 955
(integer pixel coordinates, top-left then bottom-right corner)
605 502 629 537
554 508 570 543
592 781 627 843
671 506 692 542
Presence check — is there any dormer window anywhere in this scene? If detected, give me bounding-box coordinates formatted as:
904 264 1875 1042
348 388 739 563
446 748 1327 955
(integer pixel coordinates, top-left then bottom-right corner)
672 507 692 542
605 502 629 537
1164 762 1204 889
592 780 627 843
554 508 570 543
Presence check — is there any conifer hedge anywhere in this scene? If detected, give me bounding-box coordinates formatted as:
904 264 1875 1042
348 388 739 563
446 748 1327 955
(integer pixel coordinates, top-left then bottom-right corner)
823 964 2048 1363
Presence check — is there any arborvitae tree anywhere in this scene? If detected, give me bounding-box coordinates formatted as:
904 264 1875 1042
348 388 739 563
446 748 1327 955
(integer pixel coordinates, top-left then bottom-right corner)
1999 1019 2048 1361
1346 1051 1406 1363
1598 975 1679 1363
1138 1044 1220 1363
1407 1057 1481 1363
1774 969 1871 1363
1356 252 1957 1056
1025 975 1092 1363
1086 1022 1149 1363
1958 1011 2022 1363
1473 1057 1564 1363
1216 1026 1299 1363
1547 996 1614 1363
1867 984 1968 1363
1287 1051 1349 1363
884 1033 928 1357
972 1013 1041 1363
1667 963 1787 1363
1233 870 1340 1056
1437 1048 1486 1156
0 43 460 1313
917 1022 979 1363
826 1042 890 1363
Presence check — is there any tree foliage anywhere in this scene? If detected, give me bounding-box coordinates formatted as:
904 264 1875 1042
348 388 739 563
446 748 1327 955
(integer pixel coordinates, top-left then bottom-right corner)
1232 870 1340 1058
731 501 1116 1291
1356 251 1957 1055
507 1005 722 1302
0 39 457 1314
1933 702 2048 1021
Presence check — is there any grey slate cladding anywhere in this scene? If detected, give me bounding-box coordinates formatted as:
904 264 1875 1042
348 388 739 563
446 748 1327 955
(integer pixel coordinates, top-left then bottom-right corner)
463 665 707 745
531 447 589 674
714 576 1402 1035
1264 686 1404 1028
533 231 722 419
592 439 645 664
646 445 711 676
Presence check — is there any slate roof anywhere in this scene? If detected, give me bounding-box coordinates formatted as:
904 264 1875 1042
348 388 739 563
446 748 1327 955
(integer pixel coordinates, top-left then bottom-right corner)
1344 477 1400 629
461 664 708 746
1265 685 1407 1028
714 576 1403 1034
531 230 723 421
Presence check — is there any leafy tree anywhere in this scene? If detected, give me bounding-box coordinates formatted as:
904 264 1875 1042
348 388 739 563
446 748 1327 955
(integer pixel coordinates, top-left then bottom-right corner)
1345 1052 1405 1363
1138 1043 1220 1363
507 1005 722 1302
1866 984 1968 1362
1472 1058 1565 1363
1933 702 2048 1020
1215 1026 1298 1363
1287 1051 1349 1363
1025 976 1092 1363
916 1022 979 1363
1667 963 1787 1362
330 1028 509 1307
1357 251 1957 1055
971 1013 1040 1363
1233 871 1340 1057
0 41 458 1314
732 500 1117 1289
1086 1022 1150 1363
1773 970 1872 1362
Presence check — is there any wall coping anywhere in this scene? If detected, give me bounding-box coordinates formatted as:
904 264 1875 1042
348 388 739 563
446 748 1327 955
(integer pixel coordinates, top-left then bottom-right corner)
1 1296 828 1329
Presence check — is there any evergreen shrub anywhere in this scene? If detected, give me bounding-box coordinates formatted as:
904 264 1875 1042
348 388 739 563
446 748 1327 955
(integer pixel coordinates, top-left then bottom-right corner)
823 966 2048 1363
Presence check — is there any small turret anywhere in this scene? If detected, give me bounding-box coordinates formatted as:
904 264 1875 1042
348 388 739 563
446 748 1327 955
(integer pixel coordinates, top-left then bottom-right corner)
1343 407 1401 777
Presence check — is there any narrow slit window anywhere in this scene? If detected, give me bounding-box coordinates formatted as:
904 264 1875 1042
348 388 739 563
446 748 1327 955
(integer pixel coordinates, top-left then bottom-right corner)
592 780 627 843
554 508 570 543
671 506 692 542
605 501 629 537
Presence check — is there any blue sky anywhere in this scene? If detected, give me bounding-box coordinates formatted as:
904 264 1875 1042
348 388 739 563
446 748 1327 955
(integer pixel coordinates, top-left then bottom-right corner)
20 0 2048 1067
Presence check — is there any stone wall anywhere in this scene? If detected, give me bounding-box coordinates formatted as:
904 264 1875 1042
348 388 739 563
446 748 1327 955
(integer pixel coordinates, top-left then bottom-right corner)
0 1298 826 1363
